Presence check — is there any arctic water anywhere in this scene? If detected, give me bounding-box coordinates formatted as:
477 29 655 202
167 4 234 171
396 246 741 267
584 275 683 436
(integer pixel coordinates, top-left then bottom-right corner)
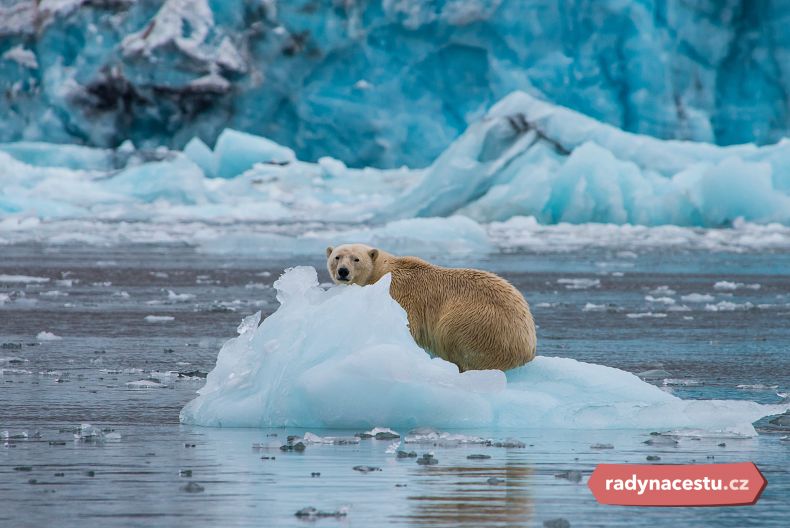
1 241 789 528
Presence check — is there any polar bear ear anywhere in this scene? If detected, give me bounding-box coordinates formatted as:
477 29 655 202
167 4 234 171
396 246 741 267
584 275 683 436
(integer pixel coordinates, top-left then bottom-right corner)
326 246 334 258
368 248 379 261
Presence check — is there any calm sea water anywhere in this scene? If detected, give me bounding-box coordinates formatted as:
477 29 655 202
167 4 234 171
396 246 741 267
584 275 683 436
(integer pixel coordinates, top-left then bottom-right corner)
1 243 789 527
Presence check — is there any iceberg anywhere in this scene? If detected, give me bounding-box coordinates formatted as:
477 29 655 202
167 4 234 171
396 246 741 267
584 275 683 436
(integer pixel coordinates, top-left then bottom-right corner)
180 267 788 433
2 1 790 168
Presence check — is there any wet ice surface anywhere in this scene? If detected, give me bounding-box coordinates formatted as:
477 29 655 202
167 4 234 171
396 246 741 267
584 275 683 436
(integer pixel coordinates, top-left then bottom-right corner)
1 243 790 527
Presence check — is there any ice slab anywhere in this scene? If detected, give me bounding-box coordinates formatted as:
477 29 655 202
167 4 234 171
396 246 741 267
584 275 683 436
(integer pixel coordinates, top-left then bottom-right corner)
181 267 789 433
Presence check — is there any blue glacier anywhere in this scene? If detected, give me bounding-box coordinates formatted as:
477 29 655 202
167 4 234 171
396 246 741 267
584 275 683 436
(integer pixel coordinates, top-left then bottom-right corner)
2 91 789 243
2 0 790 168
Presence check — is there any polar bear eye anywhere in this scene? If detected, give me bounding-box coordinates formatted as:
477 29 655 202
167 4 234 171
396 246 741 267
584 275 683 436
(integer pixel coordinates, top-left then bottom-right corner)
335 256 340 260
354 258 360 262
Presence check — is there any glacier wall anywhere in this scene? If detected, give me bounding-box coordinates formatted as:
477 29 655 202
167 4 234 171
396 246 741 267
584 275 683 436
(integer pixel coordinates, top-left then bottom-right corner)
2 91 790 235
2 0 790 168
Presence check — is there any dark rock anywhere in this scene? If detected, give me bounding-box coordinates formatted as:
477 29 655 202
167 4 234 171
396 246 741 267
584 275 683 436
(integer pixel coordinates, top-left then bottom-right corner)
352 465 381 473
184 443 196 448
181 481 204 493
416 454 438 465
374 431 400 440
467 454 491 460
311 472 321 477
544 518 571 528
487 477 504 485
13 466 32 471
261 456 275 460
718 442 726 447
554 470 582 483
179 469 192 477
646 455 661 461
280 441 306 452
396 450 417 458
590 443 614 449
294 507 348 519
490 439 526 448
54 472 64 477
28 479 37 485
179 370 207 378
85 470 95 477
1 343 22 349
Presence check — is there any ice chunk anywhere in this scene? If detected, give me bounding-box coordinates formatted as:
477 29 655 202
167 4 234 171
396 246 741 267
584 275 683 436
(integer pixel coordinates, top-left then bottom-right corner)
144 315 175 322
713 281 761 291
681 293 715 303
167 290 195 302
0 274 49 283
557 278 600 290
36 331 62 341
180 267 789 434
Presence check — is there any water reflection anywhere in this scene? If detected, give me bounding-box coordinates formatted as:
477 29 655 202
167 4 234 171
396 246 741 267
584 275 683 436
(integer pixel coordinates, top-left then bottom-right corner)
402 462 534 527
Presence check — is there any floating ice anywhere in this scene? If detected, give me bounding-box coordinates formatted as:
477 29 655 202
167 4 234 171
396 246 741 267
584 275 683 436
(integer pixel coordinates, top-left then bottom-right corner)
144 315 175 322
36 331 61 341
557 278 600 290
681 293 715 303
167 290 196 302
713 281 761 291
0 274 49 283
180 267 789 434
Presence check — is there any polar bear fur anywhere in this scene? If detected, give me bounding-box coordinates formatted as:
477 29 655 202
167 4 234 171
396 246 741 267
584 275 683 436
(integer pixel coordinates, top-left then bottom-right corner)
326 243 536 372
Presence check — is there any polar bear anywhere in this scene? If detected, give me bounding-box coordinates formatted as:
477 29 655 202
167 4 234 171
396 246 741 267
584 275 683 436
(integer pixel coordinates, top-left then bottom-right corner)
326 244 536 372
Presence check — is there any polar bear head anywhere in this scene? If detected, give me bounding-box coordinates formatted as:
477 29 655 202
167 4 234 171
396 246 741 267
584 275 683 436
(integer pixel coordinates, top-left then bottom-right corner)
326 243 380 286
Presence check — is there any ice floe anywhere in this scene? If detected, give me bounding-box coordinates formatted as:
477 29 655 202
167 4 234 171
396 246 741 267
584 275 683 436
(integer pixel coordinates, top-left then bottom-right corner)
180 267 789 435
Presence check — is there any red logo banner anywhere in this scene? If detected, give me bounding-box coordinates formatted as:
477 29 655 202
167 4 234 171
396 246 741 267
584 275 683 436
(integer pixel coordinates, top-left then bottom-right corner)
588 462 766 506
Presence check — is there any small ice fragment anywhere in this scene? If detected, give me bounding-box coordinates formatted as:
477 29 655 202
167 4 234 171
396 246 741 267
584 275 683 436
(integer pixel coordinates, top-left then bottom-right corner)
645 296 675 305
144 315 174 322
302 432 359 445
36 331 62 341
487 477 504 484
113 291 130 298
0 274 49 283
467 454 491 460
582 303 606 312
40 291 68 297
557 278 600 289
714 281 739 291
648 286 676 296
75 424 103 442
704 301 754 312
590 443 614 449
167 290 196 302
737 384 779 390
626 312 667 319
